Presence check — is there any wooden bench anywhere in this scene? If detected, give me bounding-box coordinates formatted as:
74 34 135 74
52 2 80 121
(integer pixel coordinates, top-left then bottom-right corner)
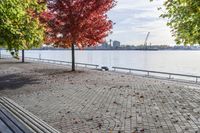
0 97 60 133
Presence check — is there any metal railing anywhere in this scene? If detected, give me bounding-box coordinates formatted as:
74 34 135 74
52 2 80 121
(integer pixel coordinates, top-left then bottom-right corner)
2 54 200 83
112 66 200 83
26 57 71 64
1 55 99 69
0 54 12 59
26 57 99 68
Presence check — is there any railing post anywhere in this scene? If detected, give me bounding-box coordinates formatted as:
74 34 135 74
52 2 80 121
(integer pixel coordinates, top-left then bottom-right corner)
196 77 198 83
129 69 131 73
169 74 171 79
147 72 150 76
39 53 41 60
0 49 1 59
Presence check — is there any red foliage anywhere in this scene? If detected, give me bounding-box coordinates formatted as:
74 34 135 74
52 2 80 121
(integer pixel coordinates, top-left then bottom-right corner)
41 0 116 48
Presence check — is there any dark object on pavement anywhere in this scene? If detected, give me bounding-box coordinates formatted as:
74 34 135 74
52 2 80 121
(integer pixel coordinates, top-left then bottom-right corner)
101 66 109 71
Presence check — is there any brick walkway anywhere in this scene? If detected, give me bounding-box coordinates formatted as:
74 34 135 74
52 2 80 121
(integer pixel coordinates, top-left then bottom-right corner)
1 59 200 133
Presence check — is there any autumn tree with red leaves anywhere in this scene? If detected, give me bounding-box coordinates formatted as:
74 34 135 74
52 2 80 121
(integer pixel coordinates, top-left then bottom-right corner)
41 0 116 71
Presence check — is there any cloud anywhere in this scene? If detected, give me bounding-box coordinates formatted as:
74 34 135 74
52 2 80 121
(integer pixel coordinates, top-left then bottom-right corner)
107 0 175 45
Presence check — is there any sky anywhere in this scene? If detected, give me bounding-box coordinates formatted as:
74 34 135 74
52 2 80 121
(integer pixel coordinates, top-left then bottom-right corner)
107 0 176 46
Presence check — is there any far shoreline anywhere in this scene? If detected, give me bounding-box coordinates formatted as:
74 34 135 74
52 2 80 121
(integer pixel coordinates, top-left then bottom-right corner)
2 48 200 51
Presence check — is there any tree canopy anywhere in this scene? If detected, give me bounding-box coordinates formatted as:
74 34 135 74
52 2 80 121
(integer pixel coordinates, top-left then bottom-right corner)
153 0 200 45
41 0 116 71
41 0 116 48
0 0 46 57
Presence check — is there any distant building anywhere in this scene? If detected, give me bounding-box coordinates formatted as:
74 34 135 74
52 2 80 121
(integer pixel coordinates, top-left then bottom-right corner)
101 42 110 49
113 41 120 49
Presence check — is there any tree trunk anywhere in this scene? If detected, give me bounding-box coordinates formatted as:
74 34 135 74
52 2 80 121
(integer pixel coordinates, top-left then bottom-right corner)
22 49 25 63
71 43 75 71
0 49 1 59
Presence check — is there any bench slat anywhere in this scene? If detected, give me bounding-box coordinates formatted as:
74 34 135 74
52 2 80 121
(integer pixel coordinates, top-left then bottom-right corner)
4 98 60 133
0 109 23 133
0 101 43 133
0 119 13 133
0 97 60 133
0 105 31 133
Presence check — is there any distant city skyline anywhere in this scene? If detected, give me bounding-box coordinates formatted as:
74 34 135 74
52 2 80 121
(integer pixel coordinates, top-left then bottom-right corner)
107 0 176 46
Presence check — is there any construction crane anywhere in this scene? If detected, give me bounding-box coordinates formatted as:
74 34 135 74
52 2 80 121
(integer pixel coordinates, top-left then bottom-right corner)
144 32 150 49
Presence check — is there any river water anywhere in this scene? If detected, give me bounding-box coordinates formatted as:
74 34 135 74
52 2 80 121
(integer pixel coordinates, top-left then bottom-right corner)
2 50 200 76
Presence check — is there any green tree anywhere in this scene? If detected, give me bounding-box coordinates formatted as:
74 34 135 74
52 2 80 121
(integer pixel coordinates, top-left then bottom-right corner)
152 0 200 45
0 0 45 61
